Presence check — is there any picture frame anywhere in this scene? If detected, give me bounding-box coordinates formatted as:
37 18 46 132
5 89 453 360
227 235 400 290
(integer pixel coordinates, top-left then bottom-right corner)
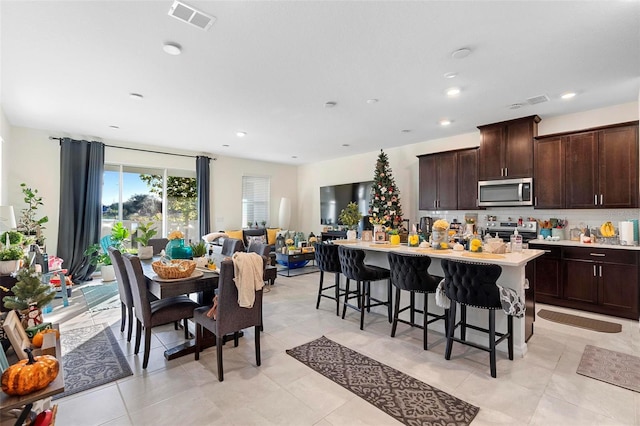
361 230 373 242
375 230 386 242
2 310 31 360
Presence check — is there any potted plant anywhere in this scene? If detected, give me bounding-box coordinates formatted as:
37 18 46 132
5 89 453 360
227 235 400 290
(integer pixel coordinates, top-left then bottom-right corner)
339 201 362 240
2 266 56 329
134 222 157 260
190 240 208 268
0 246 25 275
0 231 24 247
17 183 48 247
83 244 116 282
387 228 401 245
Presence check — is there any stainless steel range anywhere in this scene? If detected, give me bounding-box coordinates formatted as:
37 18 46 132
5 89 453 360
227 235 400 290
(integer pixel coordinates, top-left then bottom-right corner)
484 220 538 243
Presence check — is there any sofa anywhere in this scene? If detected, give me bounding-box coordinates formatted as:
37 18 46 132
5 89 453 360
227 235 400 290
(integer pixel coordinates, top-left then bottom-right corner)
206 237 277 286
203 228 279 265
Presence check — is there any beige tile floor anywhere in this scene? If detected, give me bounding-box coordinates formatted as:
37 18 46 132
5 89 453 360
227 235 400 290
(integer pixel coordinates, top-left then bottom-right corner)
11 272 640 425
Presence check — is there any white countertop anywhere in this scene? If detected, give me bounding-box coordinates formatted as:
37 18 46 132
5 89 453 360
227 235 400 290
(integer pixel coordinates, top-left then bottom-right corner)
333 240 544 267
528 239 640 251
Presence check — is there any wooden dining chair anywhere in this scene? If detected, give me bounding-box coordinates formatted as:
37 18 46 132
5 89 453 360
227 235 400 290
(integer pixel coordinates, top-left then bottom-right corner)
193 258 263 381
122 253 200 369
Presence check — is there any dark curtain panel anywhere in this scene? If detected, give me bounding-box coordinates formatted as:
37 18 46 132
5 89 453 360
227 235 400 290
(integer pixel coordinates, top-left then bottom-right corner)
196 156 211 236
57 139 105 282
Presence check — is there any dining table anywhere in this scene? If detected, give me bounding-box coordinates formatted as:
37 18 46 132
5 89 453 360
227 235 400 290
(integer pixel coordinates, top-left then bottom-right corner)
140 258 220 360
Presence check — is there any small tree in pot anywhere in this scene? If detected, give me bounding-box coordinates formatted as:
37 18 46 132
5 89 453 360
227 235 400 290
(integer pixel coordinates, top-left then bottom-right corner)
0 246 25 275
134 222 157 260
339 202 362 240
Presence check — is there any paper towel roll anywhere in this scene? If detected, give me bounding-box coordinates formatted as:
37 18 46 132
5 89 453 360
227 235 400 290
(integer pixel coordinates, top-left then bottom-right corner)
619 221 635 246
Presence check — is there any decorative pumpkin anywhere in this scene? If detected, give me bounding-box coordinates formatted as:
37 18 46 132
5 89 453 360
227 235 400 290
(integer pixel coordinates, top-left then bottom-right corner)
1 348 59 396
32 329 60 348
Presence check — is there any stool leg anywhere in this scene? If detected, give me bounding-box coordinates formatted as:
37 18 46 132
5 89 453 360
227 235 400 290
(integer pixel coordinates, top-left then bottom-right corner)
334 272 341 316
410 292 416 326
366 282 371 312
508 315 514 360
341 279 350 319
460 305 467 341
489 309 497 378
387 278 392 322
423 293 428 350
391 287 401 337
360 281 366 330
316 270 325 309
445 301 456 360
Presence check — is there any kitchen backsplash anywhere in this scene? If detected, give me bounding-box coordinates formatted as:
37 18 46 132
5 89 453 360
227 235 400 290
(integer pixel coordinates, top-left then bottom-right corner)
419 208 640 234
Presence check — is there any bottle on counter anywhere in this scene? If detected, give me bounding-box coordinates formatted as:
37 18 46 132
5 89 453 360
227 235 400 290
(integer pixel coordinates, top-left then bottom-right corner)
510 229 523 253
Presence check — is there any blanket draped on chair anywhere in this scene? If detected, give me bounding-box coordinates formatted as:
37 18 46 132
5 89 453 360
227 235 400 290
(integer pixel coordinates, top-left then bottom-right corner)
231 252 264 308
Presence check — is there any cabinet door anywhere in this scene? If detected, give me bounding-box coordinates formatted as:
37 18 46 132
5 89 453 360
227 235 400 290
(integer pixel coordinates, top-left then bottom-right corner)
436 152 458 209
534 256 562 299
599 125 639 208
534 136 565 208
504 120 535 178
457 149 479 210
565 131 599 208
599 263 638 318
418 155 438 210
478 125 504 181
564 260 598 304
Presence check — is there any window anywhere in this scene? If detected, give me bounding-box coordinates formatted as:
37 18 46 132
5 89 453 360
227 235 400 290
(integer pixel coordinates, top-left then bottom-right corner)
242 176 270 227
102 165 198 245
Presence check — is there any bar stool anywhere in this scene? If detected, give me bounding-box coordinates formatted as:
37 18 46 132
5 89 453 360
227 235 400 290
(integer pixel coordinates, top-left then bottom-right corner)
440 259 514 378
338 245 392 330
387 252 447 350
314 242 343 315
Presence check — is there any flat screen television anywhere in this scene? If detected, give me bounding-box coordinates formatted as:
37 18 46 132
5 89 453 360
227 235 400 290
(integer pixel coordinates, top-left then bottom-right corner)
320 181 374 227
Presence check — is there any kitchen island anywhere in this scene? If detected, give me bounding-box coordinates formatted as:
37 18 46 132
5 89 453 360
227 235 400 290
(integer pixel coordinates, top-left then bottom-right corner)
332 241 545 356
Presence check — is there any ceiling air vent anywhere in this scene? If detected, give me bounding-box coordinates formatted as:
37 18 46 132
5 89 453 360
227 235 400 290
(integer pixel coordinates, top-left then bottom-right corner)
168 1 216 31
526 94 550 105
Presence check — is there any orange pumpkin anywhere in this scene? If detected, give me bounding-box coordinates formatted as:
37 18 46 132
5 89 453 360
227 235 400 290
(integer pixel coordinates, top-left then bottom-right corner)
1 348 59 395
31 329 60 348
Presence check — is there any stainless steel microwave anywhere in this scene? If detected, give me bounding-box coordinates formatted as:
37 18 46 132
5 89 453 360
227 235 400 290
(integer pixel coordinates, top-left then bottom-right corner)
478 178 533 207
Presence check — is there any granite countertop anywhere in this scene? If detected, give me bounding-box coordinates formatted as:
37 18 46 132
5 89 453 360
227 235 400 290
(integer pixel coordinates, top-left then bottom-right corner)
528 238 640 251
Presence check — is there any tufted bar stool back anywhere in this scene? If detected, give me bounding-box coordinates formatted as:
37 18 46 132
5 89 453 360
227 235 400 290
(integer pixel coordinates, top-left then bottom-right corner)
387 252 447 350
338 245 392 330
440 259 514 378
314 243 343 315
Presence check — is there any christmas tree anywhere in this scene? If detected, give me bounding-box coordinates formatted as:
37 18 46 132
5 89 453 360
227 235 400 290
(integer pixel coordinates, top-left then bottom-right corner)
2 266 56 311
368 150 403 228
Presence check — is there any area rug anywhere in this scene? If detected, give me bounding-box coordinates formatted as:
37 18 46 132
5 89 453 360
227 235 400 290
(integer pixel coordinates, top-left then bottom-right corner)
537 309 621 333
52 324 133 400
81 282 120 312
286 336 479 426
577 345 640 393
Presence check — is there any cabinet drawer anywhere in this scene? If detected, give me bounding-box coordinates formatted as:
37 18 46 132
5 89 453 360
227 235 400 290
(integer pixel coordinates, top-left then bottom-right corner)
562 247 637 265
529 244 561 258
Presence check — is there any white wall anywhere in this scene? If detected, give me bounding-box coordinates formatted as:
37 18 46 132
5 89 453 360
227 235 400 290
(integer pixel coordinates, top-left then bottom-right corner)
298 102 640 235
0 105 11 204
4 126 297 255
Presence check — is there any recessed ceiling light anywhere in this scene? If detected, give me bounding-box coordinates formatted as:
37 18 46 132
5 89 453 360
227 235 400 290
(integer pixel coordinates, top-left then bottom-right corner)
401 129 411 133
129 93 143 100
443 72 458 79
291 155 298 159
509 103 524 109
163 42 182 55
342 144 350 147
366 99 379 104
451 48 471 59
222 144 229 147
561 92 576 99
109 125 120 129
324 101 337 108
439 119 451 126
446 87 461 97
236 131 247 137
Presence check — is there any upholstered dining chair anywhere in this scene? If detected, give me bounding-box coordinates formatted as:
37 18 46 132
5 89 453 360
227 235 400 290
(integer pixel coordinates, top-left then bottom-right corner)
440 259 514 378
247 241 277 286
122 253 200 369
147 238 169 255
387 252 447 350
314 242 343 315
193 258 263 381
221 238 244 256
108 247 135 342
338 245 392 330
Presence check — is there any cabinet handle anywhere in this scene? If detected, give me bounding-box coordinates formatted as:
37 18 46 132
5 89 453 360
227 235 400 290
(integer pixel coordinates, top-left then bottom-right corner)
505 167 507 176
593 265 597 276
589 253 605 257
434 200 436 208
594 194 598 205
544 250 552 253
535 196 538 206
599 265 602 277
600 194 603 205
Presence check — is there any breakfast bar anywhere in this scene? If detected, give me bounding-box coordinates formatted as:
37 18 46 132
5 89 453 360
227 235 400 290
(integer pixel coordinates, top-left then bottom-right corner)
333 241 545 356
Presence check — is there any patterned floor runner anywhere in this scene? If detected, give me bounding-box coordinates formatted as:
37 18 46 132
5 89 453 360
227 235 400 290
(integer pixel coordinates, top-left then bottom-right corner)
287 336 478 426
577 345 640 393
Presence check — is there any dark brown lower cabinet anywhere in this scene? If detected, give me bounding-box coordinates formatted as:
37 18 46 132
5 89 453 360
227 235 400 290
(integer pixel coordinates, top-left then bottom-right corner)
525 261 534 342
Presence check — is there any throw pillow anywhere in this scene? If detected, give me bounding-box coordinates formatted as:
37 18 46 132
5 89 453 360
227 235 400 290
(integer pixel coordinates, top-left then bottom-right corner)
266 228 280 245
225 230 244 241
246 235 266 247
202 232 228 243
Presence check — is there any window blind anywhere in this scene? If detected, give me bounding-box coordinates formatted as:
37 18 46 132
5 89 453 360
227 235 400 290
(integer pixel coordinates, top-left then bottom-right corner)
242 176 270 226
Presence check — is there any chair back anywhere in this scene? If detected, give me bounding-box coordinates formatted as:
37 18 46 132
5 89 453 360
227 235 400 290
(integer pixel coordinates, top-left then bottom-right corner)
100 235 113 253
148 238 169 255
108 247 134 307
314 243 341 274
387 252 440 292
222 238 244 256
122 254 152 325
216 258 263 336
338 246 369 281
440 259 502 308
247 241 270 258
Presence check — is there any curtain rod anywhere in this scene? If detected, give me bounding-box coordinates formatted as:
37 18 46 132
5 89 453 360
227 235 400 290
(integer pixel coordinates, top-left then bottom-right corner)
48 136 211 159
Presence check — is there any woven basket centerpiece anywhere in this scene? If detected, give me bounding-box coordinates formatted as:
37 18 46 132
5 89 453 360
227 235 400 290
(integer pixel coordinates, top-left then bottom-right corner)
152 259 196 279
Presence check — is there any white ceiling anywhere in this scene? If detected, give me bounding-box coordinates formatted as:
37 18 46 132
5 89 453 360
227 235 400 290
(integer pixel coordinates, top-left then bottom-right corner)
1 1 639 165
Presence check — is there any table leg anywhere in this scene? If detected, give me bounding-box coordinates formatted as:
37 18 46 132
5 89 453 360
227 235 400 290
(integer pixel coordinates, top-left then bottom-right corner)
164 328 244 360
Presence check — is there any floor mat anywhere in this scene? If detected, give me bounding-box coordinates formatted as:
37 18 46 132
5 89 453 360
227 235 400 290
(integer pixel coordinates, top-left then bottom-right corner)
537 309 621 333
577 345 640 393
